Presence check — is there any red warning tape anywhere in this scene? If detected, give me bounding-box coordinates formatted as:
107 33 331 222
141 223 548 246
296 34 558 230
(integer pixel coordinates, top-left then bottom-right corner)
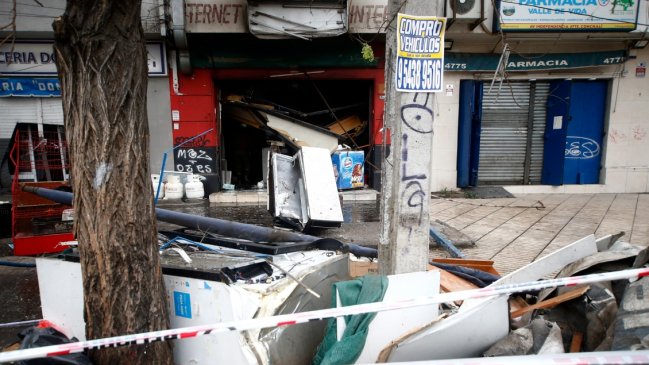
0 267 646 363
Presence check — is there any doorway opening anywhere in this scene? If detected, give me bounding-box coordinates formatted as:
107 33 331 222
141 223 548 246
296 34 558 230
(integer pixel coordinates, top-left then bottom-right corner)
218 79 373 190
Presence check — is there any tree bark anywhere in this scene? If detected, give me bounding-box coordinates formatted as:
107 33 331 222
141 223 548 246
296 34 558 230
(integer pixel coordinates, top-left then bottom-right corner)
53 1 173 363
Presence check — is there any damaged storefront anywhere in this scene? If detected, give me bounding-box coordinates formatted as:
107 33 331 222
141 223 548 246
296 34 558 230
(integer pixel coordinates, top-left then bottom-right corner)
168 0 387 194
0 42 66 190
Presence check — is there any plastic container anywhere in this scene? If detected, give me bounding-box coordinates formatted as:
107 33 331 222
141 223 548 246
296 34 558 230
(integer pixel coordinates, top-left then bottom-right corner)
184 174 205 199
151 174 164 199
331 150 365 190
61 209 75 222
164 175 184 199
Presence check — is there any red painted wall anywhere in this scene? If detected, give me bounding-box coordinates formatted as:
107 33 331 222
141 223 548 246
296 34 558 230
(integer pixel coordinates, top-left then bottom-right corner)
168 69 219 176
169 69 218 145
167 62 390 178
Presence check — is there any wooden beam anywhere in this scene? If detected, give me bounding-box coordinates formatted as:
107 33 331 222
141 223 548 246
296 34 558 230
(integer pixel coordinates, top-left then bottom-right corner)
510 286 590 318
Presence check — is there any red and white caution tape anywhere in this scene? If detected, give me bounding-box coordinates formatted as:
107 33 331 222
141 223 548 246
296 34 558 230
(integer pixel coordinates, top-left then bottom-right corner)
390 350 649 365
0 267 647 363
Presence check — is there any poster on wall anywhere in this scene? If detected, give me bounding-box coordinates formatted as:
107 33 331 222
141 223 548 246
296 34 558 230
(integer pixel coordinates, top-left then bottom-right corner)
497 0 639 31
395 14 445 93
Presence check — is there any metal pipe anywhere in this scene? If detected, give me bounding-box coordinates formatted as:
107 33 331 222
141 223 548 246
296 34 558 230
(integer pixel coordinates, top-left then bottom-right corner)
22 186 318 243
22 186 380 257
155 208 317 243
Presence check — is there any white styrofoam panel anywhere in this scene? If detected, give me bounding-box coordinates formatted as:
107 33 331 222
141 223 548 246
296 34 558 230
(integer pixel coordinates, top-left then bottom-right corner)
36 258 86 341
351 270 440 363
299 146 344 224
264 113 339 152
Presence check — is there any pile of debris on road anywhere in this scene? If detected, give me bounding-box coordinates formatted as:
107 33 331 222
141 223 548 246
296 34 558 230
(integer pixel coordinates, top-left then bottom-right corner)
6 187 649 364
12 230 644 364
343 233 649 363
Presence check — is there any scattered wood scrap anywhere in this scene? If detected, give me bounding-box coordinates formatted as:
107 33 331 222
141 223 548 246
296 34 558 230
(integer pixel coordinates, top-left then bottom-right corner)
508 296 529 318
510 285 590 318
570 331 584 352
427 264 478 293
431 258 500 276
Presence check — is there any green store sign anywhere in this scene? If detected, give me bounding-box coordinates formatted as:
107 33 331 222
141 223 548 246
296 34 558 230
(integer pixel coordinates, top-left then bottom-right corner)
444 50 626 71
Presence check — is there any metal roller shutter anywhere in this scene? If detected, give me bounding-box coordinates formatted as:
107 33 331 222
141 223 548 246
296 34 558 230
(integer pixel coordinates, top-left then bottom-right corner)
41 98 64 125
477 81 548 185
0 98 39 139
478 82 531 185
529 82 549 184
0 98 39 187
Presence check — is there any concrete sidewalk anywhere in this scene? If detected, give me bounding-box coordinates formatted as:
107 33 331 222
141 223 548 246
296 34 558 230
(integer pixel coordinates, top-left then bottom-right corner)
429 193 649 275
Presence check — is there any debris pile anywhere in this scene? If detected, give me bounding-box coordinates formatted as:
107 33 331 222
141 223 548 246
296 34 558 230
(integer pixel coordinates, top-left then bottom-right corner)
342 233 649 363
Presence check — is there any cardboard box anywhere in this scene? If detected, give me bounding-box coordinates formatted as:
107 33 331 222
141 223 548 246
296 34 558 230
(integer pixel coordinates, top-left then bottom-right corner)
349 258 379 277
331 150 364 190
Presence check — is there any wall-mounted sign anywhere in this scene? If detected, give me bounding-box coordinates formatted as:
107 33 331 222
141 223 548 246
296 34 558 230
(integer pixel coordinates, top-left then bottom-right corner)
395 14 446 92
1 42 167 76
348 0 389 33
498 0 639 31
444 50 626 71
0 77 60 97
185 0 391 33
146 43 167 76
185 0 248 33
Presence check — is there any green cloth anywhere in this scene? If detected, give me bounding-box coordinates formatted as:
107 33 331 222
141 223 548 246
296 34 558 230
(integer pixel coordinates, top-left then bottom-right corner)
312 275 389 365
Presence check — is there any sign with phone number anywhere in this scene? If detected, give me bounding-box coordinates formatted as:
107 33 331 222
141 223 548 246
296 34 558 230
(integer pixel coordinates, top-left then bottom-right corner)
395 14 446 92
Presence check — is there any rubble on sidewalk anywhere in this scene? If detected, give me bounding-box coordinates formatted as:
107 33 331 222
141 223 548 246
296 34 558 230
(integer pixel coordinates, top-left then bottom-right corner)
338 233 649 363
5 185 649 364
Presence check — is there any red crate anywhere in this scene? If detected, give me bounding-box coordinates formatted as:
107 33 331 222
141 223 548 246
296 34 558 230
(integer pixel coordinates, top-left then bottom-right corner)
10 129 73 255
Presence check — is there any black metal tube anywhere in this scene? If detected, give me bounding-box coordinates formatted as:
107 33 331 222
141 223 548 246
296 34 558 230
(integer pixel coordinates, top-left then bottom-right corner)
23 185 73 205
155 208 317 243
22 186 318 243
23 186 380 258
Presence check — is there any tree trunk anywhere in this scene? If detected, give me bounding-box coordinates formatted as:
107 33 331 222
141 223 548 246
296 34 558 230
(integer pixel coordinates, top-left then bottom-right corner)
53 2 173 364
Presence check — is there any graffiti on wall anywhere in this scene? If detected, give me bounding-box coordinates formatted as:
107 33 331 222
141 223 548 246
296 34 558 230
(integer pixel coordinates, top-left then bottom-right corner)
174 135 213 148
175 147 216 174
399 92 433 231
565 136 600 159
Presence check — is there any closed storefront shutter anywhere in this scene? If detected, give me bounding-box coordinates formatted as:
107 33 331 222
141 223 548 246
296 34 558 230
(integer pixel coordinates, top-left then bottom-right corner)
477 81 548 185
41 98 64 125
0 98 40 139
0 98 63 141
529 82 549 184
478 82 531 184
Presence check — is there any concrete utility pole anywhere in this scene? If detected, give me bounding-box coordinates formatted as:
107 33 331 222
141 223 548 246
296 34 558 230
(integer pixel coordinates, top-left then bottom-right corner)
379 0 444 275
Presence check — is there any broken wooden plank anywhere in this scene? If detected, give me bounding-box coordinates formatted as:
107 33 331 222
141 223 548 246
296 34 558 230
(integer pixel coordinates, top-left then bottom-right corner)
427 264 478 293
510 285 590 318
376 314 448 363
570 331 584 352
508 296 529 318
431 258 500 276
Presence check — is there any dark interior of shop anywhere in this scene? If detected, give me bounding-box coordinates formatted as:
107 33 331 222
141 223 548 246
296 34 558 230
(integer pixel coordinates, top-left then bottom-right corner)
219 79 372 189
